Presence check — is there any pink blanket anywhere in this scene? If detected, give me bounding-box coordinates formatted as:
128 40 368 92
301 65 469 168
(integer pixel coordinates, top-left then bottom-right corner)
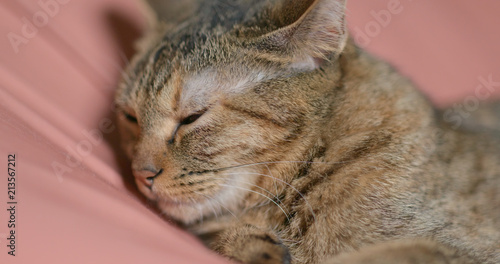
0 0 499 263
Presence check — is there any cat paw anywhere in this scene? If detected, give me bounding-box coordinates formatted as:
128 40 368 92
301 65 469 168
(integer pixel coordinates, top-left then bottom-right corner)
214 227 291 264
233 234 291 264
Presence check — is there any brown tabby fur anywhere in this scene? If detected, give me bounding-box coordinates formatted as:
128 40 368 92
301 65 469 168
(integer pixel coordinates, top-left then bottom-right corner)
115 0 500 263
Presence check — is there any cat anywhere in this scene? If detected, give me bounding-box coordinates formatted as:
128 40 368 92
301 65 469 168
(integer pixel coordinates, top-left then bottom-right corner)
115 0 500 263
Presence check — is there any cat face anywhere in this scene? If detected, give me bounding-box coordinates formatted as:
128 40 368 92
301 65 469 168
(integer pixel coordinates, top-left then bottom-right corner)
117 41 314 223
116 0 347 224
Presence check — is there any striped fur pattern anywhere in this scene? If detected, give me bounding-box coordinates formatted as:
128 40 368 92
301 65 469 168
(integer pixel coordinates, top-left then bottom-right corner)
115 0 500 263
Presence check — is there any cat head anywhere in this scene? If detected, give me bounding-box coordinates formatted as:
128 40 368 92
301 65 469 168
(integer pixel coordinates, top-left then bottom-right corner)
116 0 348 224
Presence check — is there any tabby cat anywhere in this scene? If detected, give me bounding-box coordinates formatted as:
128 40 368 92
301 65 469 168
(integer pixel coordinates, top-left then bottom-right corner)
115 0 500 263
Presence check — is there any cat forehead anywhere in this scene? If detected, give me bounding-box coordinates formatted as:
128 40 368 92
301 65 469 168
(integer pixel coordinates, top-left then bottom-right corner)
177 67 268 109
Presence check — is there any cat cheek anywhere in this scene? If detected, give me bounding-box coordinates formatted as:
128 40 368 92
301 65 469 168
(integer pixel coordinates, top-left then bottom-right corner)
124 143 135 159
117 123 139 159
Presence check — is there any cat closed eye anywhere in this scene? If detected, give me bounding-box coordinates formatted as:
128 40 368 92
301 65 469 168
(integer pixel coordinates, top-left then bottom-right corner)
123 111 138 123
180 111 205 126
167 112 205 145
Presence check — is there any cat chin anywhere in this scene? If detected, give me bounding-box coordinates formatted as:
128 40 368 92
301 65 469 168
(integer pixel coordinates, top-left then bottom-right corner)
155 191 236 224
154 169 261 224
156 196 235 225
157 199 204 224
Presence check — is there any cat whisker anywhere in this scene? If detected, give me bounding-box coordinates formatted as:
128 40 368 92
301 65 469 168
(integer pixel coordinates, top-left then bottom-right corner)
194 191 238 220
212 176 280 202
194 195 204 225
213 160 342 173
197 191 220 220
264 163 279 198
193 191 220 220
216 154 397 173
220 171 316 222
213 176 291 219
218 183 291 224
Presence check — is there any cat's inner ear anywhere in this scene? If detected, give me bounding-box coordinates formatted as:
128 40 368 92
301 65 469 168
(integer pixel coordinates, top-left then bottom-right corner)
256 0 347 70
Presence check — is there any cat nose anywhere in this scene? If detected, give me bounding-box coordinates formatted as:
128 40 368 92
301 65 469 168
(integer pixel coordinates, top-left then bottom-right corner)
133 168 163 189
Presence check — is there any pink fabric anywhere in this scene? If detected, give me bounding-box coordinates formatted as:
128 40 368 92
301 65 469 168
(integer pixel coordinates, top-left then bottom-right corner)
0 0 499 263
347 0 500 105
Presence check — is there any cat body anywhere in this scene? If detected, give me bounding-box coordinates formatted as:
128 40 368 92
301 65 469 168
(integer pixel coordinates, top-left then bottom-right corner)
115 0 500 263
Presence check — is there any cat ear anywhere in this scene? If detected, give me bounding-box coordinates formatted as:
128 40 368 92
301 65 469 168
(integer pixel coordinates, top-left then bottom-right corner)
140 0 200 26
255 0 347 70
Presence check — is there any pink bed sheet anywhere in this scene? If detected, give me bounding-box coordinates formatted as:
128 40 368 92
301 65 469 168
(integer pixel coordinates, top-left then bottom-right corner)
0 0 499 263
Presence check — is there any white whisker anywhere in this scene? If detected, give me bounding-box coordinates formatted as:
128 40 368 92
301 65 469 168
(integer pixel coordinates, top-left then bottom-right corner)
212 177 279 200
212 176 290 218
215 160 346 173
220 171 317 222
264 163 279 198
194 191 238 219
218 183 291 224
194 191 219 220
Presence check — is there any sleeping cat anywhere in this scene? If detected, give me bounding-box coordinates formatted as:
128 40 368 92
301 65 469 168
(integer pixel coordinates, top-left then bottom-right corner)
115 0 500 263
